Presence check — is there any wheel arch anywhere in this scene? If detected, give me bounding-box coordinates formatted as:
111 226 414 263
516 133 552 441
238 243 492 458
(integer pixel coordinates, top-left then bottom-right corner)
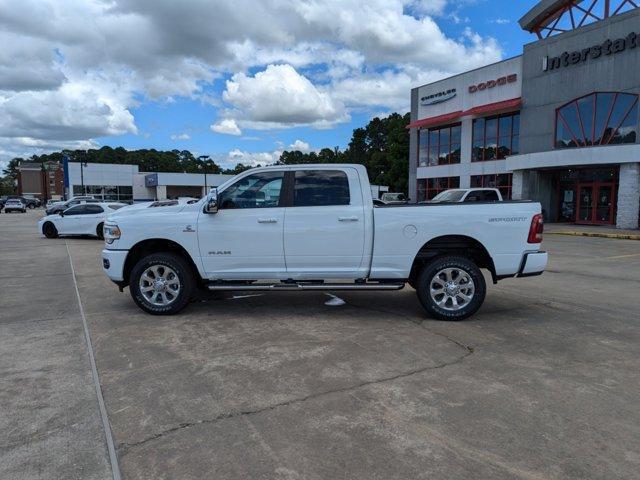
42 220 56 234
123 238 203 287
409 235 497 285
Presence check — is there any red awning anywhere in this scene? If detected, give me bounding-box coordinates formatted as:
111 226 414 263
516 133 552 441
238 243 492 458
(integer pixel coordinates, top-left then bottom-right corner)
406 111 463 129
407 98 522 130
462 97 521 116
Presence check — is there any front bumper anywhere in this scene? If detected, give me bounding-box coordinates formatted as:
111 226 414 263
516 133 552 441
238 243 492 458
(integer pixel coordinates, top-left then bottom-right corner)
518 251 548 277
102 248 128 282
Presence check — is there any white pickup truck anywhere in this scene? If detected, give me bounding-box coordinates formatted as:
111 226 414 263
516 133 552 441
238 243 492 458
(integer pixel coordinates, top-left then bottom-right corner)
102 164 547 320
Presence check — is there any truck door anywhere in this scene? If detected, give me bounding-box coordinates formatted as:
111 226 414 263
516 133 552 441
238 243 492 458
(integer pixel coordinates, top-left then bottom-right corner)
283 168 366 278
197 170 287 279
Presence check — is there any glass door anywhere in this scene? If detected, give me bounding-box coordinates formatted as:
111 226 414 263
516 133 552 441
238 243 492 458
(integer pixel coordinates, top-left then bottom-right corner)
594 183 615 224
577 184 594 223
558 186 576 222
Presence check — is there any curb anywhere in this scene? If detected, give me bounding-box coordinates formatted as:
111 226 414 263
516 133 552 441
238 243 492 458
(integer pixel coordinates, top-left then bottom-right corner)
546 231 640 241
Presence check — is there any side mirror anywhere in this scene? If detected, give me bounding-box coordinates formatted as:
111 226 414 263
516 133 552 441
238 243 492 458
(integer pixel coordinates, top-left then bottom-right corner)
203 189 219 214
59 210 65 217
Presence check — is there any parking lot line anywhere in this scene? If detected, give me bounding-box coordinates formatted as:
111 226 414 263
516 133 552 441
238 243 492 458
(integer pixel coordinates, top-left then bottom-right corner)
66 241 122 480
605 252 640 260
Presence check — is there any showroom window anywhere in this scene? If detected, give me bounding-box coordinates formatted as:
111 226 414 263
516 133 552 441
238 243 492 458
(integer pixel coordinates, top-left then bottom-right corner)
470 173 513 199
72 185 134 202
555 92 638 148
418 123 462 166
472 112 520 162
417 177 460 202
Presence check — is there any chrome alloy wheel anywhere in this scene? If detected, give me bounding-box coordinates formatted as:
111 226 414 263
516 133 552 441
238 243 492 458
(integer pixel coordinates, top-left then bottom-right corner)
139 265 181 306
429 267 475 311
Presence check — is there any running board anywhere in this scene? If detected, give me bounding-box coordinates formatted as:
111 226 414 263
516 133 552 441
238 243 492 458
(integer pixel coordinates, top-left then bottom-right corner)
206 282 405 291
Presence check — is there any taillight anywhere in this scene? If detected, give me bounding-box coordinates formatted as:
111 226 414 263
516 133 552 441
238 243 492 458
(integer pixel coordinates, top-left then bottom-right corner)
528 213 544 243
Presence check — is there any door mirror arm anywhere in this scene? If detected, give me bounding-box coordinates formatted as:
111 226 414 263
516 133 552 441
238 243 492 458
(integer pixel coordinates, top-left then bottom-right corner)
203 188 219 214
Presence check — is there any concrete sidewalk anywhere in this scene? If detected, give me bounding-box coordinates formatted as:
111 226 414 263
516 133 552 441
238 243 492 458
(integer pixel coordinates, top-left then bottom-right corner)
546 223 640 240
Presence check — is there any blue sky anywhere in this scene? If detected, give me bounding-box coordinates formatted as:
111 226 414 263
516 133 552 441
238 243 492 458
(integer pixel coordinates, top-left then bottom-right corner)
0 0 541 170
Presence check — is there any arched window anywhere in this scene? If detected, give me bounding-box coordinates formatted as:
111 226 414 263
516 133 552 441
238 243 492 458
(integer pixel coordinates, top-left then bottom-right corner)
556 92 638 149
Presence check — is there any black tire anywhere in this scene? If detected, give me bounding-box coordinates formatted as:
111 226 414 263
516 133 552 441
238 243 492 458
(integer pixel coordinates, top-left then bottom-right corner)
129 253 195 315
96 223 104 240
415 256 486 321
43 222 59 239
28 203 35 209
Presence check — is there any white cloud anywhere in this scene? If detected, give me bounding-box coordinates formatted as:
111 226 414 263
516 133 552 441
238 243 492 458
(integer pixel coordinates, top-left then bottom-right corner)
411 0 448 16
211 119 242 136
220 148 282 168
492 18 511 25
0 0 503 163
170 133 190 141
222 64 347 129
288 139 311 153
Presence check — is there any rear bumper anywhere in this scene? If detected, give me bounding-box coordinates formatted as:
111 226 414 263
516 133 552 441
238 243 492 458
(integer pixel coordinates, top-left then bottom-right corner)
102 248 128 282
518 251 548 277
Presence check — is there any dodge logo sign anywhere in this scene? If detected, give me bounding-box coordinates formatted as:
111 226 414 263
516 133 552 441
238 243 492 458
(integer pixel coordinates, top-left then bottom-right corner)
469 74 517 94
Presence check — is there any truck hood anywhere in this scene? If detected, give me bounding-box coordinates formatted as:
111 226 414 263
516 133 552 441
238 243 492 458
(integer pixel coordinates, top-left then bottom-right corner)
107 202 191 222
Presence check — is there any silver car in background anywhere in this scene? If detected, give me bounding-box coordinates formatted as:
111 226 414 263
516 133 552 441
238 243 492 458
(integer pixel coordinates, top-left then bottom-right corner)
4 198 27 213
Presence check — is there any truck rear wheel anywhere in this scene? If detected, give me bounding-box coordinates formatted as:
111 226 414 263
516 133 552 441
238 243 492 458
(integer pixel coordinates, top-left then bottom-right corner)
416 256 486 321
129 253 195 315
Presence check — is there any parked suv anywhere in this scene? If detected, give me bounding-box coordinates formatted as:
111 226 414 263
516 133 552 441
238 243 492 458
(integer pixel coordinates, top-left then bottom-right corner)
7 195 40 209
4 198 27 213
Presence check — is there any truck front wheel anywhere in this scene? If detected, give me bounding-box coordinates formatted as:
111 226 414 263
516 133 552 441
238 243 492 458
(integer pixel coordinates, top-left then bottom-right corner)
129 253 195 315
416 256 486 321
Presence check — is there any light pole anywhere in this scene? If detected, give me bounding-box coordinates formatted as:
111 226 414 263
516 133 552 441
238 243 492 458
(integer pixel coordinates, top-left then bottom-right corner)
80 161 88 195
198 156 210 196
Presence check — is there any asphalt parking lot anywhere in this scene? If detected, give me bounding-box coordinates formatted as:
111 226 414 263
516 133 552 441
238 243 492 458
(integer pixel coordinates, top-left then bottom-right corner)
1 210 639 480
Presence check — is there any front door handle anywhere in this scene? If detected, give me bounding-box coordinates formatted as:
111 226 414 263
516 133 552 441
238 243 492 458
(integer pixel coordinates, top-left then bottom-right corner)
338 216 359 222
258 218 278 223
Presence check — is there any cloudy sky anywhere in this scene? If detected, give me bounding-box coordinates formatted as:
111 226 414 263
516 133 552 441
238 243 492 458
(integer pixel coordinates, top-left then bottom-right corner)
0 0 535 170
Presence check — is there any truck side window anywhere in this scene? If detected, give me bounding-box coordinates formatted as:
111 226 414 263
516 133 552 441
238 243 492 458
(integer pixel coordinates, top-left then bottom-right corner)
293 170 350 207
218 171 284 209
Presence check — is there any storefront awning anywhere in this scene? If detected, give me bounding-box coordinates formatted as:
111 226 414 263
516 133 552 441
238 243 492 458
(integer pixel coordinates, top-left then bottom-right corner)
406 111 463 129
407 98 522 130
462 97 521 117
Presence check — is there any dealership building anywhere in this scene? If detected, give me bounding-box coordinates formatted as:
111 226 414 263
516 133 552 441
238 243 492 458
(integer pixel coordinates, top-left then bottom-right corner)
409 0 640 228
63 162 232 202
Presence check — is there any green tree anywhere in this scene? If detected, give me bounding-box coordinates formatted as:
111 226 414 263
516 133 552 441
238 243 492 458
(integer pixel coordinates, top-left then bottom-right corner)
276 112 410 193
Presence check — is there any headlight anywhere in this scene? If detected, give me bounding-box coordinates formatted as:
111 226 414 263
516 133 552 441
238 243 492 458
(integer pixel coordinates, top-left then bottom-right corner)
103 224 121 244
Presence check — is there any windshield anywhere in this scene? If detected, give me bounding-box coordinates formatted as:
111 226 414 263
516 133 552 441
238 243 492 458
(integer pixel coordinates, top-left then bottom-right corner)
430 190 466 202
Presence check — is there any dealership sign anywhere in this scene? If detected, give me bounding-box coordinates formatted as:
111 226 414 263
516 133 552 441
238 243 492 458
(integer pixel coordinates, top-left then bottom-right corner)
420 88 456 106
468 74 518 93
543 31 638 71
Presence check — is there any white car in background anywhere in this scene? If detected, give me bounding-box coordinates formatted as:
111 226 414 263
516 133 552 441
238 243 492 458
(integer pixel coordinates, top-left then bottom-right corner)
4 198 27 213
428 188 504 203
39 202 127 239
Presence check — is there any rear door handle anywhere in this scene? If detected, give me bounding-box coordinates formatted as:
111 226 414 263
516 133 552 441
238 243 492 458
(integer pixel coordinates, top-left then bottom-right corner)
338 216 359 222
258 218 278 223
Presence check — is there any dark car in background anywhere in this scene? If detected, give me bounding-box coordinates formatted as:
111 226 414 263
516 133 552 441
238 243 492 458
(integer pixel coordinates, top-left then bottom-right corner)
46 197 100 215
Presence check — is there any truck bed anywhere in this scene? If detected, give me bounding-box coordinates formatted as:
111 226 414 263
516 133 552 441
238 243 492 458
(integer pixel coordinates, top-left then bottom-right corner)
369 201 542 279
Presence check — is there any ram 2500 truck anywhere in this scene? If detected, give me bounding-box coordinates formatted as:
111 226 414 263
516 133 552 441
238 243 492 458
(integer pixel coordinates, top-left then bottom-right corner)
102 164 547 321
